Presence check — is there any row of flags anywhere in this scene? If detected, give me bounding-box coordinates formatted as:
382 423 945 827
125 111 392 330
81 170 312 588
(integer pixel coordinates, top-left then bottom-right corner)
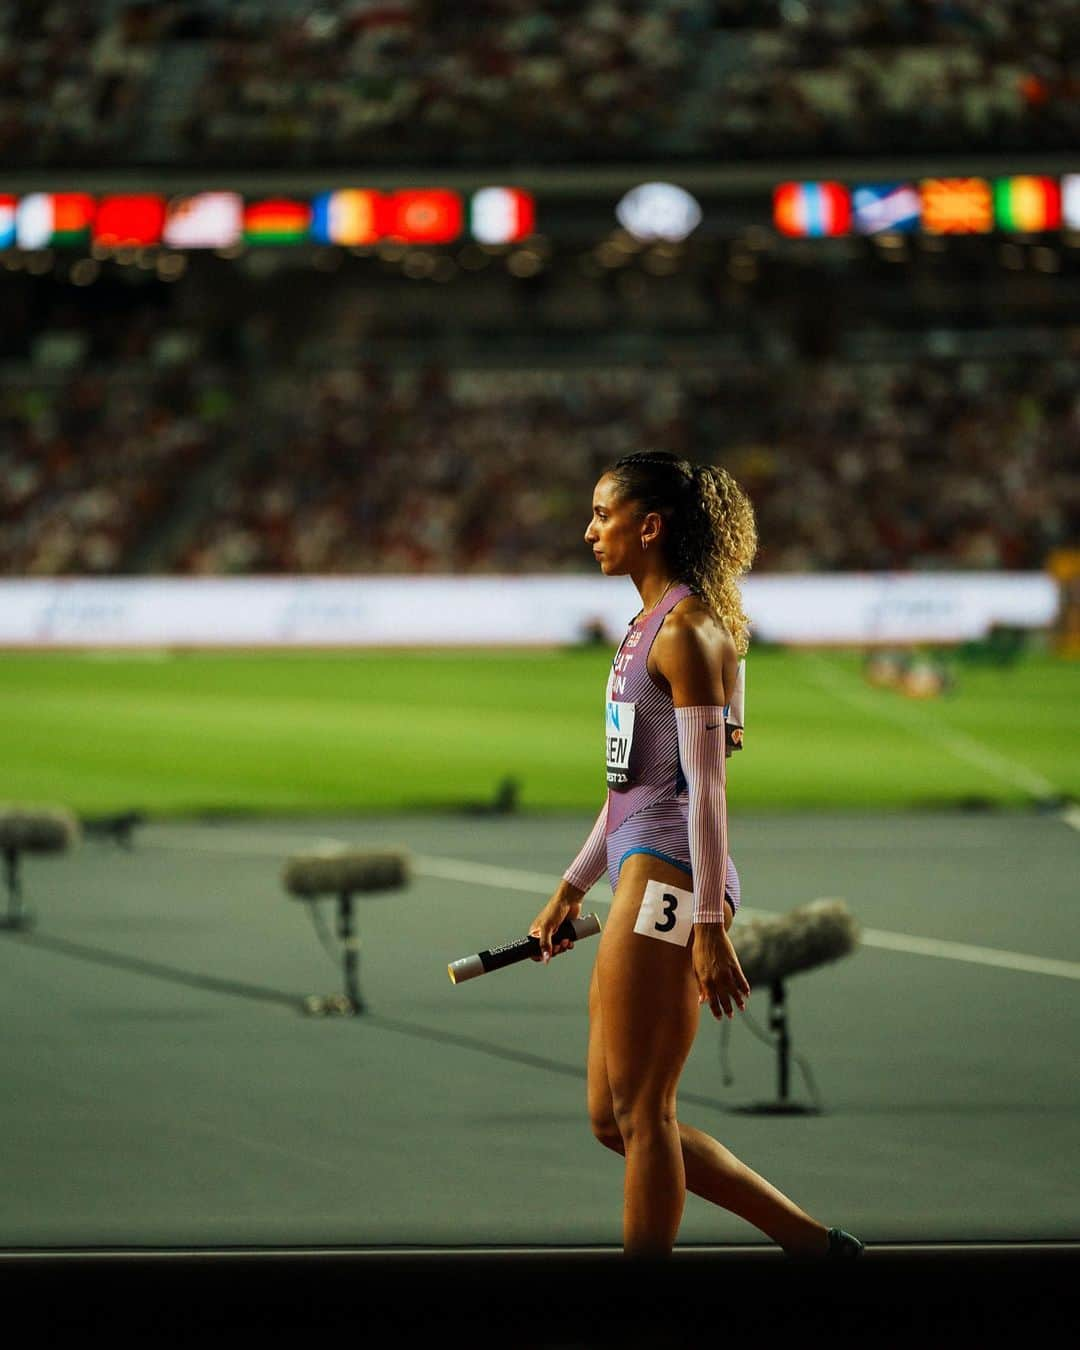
0 187 536 250
2 177 1072 252
774 176 1077 238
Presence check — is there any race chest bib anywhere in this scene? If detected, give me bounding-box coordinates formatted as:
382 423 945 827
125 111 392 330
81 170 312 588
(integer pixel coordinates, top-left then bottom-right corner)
605 670 636 789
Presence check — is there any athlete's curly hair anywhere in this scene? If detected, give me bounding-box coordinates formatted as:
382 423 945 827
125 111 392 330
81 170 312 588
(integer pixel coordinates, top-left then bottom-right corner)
608 450 758 655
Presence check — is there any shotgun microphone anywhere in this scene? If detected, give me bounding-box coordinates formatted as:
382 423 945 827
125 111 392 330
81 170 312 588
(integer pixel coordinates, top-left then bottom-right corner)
448 913 602 984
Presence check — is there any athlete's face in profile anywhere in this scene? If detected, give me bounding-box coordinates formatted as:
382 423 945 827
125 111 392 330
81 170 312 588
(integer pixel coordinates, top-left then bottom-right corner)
585 474 642 575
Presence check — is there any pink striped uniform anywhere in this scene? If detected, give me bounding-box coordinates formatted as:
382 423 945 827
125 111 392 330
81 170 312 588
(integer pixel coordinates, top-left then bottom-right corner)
565 583 740 920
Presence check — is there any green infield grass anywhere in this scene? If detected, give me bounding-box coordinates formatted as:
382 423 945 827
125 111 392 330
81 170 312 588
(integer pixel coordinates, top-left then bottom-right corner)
0 647 1075 816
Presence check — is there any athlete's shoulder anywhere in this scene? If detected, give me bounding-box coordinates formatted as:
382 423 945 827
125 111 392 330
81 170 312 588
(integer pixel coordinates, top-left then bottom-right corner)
652 596 735 705
659 596 736 662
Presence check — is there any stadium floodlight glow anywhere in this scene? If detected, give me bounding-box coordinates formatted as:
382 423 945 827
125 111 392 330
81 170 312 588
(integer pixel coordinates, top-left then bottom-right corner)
0 195 13 248
16 192 95 248
94 195 167 247
311 190 384 246
994 176 1062 232
164 192 244 249
773 182 851 237
470 188 535 244
851 183 920 235
616 182 702 242
920 178 993 234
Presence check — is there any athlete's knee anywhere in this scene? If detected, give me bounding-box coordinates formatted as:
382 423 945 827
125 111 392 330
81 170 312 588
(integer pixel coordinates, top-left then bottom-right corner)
589 1105 625 1154
610 1092 678 1145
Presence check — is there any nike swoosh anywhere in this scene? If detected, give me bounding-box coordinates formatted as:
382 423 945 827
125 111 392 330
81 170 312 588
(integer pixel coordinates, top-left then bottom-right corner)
705 723 722 730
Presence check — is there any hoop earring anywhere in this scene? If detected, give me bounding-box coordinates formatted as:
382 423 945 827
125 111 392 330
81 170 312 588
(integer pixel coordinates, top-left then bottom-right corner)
641 538 649 552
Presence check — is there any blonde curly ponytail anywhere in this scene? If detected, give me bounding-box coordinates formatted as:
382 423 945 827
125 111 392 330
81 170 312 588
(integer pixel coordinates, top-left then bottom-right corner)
689 464 757 656
609 451 758 655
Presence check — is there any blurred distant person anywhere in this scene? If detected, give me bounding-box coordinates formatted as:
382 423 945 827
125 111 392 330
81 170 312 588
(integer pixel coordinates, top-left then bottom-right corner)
530 451 864 1260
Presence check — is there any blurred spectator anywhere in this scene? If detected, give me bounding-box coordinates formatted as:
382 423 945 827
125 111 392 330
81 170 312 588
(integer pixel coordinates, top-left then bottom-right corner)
167 354 1079 577
3 294 1076 579
0 1 165 165
3 0 1078 165
0 358 238 574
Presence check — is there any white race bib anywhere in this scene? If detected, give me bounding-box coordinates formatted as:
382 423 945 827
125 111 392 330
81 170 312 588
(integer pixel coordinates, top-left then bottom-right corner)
633 879 694 947
605 689 636 788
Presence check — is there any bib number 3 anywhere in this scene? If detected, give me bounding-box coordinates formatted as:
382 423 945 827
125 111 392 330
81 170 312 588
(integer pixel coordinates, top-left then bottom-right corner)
633 879 694 948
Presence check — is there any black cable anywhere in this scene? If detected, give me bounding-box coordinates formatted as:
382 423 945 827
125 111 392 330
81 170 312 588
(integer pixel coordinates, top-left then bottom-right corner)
719 1004 824 1111
305 899 341 971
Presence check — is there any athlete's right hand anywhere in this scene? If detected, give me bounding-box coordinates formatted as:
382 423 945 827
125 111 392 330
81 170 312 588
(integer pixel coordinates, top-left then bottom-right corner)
529 884 584 964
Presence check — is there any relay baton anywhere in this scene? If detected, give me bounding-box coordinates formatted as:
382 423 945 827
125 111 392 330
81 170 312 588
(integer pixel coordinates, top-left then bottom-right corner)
448 913 602 985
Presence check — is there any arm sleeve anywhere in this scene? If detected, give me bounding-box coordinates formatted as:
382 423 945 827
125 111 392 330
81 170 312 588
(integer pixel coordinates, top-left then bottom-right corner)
675 705 728 924
561 800 608 892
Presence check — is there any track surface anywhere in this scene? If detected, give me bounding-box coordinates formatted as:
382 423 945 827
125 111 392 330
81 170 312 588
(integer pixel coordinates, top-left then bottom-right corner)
2 809 1077 1255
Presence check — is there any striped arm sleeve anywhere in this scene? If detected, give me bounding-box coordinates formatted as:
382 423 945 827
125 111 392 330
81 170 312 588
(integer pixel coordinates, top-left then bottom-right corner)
674 705 728 924
562 800 608 892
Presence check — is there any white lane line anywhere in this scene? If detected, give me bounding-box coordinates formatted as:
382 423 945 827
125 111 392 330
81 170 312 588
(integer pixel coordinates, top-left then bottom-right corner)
141 825 353 857
856 927 1080 981
801 654 1061 801
1061 805 1080 833
139 826 1080 982
411 853 560 894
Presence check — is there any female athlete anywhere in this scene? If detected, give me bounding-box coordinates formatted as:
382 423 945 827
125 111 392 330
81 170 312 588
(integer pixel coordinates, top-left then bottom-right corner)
530 451 863 1260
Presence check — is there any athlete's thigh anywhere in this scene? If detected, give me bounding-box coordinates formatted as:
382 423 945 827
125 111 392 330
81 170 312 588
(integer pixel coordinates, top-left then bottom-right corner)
595 852 701 1111
586 961 616 1132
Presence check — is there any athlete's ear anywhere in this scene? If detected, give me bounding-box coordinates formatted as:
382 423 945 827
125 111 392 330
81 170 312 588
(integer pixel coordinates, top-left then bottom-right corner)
640 510 663 549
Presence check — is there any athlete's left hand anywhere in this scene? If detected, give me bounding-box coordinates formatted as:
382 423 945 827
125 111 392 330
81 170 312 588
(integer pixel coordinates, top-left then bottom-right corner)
692 923 750 1020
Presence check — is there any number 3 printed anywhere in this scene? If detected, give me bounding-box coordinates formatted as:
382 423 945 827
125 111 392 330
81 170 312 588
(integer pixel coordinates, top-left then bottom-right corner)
654 891 678 933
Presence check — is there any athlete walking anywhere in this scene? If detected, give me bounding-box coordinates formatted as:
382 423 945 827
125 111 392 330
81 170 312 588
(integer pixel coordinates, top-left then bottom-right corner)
530 451 863 1260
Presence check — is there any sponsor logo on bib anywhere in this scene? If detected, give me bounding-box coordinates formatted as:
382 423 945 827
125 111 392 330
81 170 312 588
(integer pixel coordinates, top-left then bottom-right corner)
605 695 636 788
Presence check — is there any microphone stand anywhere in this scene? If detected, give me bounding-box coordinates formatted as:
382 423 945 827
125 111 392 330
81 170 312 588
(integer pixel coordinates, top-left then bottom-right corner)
730 979 822 1116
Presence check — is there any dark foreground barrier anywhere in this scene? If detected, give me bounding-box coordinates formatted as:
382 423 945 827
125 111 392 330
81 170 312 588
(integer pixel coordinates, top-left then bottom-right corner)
3 1244 1075 1345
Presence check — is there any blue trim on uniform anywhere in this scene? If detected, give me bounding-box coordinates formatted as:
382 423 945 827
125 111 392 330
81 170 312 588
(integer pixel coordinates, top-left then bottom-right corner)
615 844 739 906
618 846 692 878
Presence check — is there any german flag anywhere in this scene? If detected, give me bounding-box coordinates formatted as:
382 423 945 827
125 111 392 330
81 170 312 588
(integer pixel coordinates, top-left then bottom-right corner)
243 198 311 245
994 177 1062 233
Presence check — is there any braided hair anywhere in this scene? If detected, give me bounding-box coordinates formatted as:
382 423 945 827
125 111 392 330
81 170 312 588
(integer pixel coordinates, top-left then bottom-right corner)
607 450 757 655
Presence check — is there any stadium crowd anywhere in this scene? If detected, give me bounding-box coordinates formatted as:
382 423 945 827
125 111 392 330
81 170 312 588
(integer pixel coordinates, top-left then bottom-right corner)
0 1 161 165
3 0 1076 166
4 327 1075 577
0 362 239 575
170 357 1080 576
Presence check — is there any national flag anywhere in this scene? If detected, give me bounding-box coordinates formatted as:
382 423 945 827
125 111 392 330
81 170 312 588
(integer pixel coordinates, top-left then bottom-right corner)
920 178 993 234
773 182 851 238
164 192 244 248
0 195 15 248
389 190 463 244
470 188 535 244
851 183 921 235
1064 175 1080 231
994 176 1062 232
16 192 95 248
243 197 311 245
311 190 384 246
94 195 167 246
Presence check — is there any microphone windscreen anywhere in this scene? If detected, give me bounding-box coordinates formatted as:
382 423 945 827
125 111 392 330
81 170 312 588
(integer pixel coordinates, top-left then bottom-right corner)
0 806 81 853
283 849 409 898
731 898 859 986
